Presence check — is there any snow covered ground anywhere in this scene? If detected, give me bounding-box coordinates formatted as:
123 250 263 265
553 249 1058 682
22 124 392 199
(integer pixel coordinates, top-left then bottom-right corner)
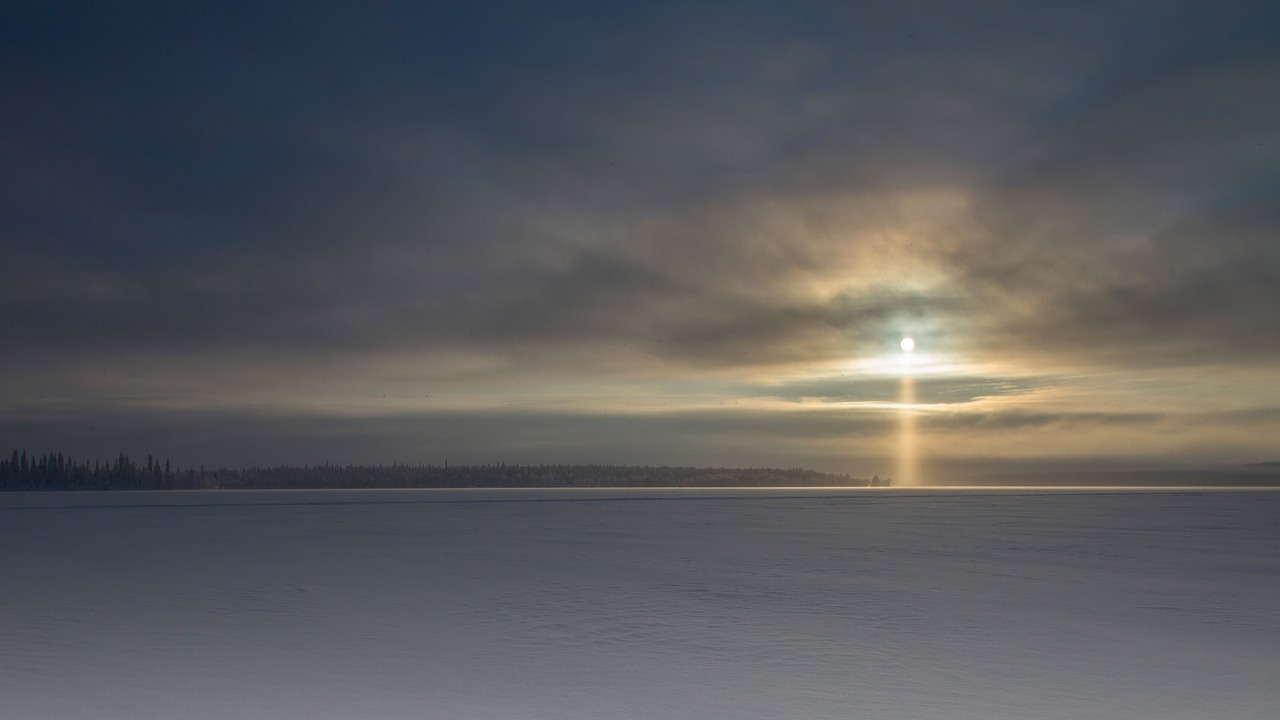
2 488 1277 719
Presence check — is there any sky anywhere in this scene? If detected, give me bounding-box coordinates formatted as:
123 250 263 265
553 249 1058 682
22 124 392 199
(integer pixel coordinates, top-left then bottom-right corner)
3 1 1279 480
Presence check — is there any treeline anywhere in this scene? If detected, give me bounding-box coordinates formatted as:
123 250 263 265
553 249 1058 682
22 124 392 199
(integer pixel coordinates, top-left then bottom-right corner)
0 450 887 491
0 450 179 491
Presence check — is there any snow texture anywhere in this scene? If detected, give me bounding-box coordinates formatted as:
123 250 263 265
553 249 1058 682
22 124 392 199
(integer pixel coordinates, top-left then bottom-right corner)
2 488 1277 719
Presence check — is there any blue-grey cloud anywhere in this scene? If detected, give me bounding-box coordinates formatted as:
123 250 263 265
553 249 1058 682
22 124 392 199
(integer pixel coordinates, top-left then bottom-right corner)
759 375 1050 405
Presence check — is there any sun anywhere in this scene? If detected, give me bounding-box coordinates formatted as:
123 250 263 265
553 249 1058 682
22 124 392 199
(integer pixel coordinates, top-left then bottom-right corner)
900 337 915 352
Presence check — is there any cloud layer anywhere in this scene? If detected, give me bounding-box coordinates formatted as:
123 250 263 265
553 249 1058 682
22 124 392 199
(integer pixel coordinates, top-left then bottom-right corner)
3 1 1279 472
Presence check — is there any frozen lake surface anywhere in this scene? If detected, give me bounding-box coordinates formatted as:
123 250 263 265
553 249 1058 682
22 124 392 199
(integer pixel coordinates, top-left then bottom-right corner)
3 488 1278 719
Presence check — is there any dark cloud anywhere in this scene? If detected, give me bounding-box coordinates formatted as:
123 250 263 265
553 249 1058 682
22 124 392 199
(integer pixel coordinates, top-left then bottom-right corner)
952 1 1280 367
4 402 1277 476
761 375 1049 405
0 405 895 472
924 409 1164 432
1011 207 1280 364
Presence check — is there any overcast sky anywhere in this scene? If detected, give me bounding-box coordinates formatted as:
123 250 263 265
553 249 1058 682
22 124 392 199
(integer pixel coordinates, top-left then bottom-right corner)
3 1 1278 478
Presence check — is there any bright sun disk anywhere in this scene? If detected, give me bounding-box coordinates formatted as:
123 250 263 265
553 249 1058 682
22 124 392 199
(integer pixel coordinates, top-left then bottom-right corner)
901 337 915 352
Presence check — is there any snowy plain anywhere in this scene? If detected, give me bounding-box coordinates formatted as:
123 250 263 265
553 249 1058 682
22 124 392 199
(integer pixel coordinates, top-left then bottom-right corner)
2 488 1277 720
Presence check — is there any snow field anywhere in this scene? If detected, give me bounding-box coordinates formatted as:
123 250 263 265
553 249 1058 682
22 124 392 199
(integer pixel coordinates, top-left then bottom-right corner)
2 489 1277 719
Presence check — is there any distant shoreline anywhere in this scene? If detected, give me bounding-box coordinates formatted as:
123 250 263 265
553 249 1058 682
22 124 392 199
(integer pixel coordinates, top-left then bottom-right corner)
1 452 883 491
931 467 1280 487
6 450 1279 491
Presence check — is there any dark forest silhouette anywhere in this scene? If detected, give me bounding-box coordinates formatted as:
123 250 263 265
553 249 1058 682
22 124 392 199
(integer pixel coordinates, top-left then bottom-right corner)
0 450 885 491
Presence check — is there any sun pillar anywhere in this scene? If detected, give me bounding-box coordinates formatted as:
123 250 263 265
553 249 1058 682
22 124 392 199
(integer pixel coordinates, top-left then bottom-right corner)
897 338 918 486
